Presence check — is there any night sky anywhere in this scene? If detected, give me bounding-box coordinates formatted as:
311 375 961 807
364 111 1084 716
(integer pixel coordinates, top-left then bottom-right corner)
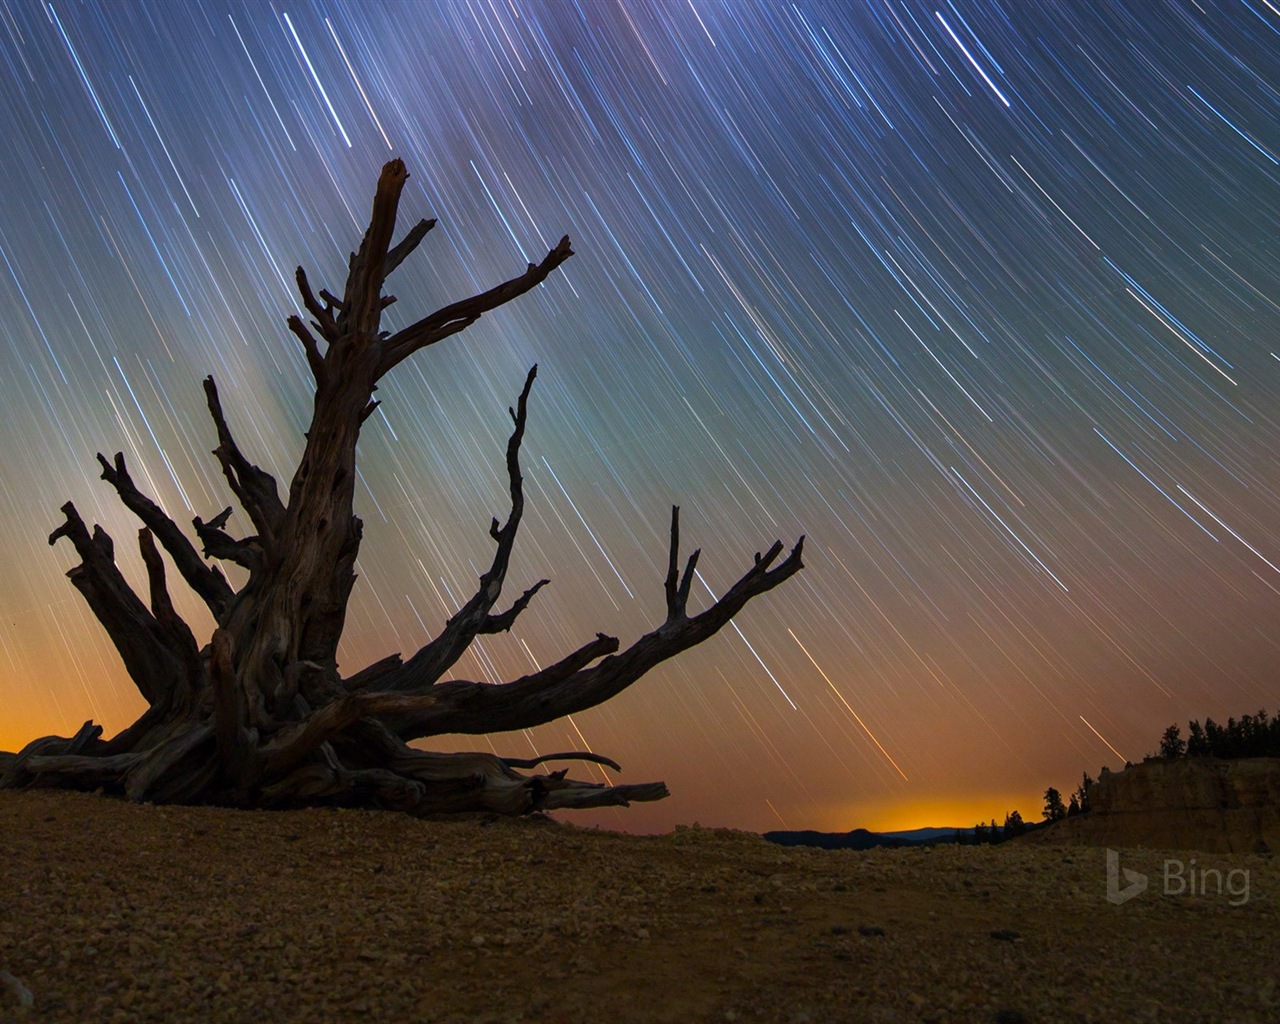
1 0 1278 833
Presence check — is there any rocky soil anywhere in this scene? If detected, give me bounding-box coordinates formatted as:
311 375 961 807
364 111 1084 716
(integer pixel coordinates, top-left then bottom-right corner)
1 790 1275 1023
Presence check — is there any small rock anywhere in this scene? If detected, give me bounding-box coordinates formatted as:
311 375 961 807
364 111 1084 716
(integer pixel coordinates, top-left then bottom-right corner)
0 970 34 1008
990 929 1020 942
857 925 885 937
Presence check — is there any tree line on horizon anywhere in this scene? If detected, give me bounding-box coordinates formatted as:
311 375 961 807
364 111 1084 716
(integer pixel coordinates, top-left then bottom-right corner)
1154 709 1280 761
960 708 1279 845
958 773 1094 845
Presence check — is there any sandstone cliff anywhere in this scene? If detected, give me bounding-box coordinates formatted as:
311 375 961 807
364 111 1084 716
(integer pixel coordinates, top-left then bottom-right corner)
1024 757 1280 853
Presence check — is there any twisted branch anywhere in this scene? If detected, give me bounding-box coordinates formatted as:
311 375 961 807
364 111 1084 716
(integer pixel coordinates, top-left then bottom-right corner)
96 451 233 619
375 524 804 741
203 376 285 545
377 236 574 379
380 366 547 692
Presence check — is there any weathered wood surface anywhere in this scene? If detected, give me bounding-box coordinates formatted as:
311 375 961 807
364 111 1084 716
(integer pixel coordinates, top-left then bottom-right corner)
1 159 803 815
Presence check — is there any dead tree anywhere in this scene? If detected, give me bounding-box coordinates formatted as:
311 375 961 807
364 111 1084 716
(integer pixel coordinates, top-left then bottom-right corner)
0 160 803 815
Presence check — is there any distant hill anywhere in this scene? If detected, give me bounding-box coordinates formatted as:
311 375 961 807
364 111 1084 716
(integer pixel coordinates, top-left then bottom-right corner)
764 826 967 851
879 826 970 843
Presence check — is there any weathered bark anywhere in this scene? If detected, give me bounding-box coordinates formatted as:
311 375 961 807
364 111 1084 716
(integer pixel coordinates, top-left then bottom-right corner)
1 159 804 816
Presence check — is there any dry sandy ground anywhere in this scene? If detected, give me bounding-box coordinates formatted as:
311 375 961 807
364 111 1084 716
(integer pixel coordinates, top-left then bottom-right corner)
0 790 1275 1023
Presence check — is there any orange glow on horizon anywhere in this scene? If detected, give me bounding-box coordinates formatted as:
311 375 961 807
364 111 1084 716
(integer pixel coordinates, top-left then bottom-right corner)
828 791 1049 834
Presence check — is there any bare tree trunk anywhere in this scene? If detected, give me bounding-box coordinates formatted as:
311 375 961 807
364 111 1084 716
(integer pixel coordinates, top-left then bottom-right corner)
1 160 803 816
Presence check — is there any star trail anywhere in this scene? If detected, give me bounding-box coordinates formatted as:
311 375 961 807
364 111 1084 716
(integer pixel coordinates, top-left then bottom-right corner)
1 0 1278 832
